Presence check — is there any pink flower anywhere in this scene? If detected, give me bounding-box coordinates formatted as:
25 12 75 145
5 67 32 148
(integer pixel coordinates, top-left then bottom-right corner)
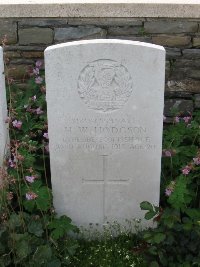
35 76 43 84
43 132 48 139
165 188 173 196
8 159 15 168
12 120 22 129
26 192 38 200
33 68 39 75
32 95 37 101
183 116 191 123
182 165 191 175
175 116 180 123
165 150 172 157
7 192 13 200
35 60 43 68
36 107 44 115
193 157 200 165
25 175 36 183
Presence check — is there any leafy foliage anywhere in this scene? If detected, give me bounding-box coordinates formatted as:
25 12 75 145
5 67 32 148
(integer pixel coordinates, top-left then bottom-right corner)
0 58 78 266
140 112 200 267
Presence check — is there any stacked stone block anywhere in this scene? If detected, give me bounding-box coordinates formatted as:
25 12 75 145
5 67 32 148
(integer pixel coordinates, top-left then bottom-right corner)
1 17 200 119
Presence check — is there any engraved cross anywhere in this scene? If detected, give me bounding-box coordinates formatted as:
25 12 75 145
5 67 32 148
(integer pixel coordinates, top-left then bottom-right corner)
82 155 129 223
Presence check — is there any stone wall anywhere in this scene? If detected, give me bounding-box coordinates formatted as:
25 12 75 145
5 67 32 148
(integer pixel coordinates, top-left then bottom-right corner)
2 17 200 120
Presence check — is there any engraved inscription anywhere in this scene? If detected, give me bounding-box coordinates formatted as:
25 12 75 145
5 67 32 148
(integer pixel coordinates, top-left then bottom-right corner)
78 59 133 112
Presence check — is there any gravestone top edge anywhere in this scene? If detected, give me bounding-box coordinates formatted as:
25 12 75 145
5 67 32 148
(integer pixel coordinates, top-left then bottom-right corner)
44 39 165 54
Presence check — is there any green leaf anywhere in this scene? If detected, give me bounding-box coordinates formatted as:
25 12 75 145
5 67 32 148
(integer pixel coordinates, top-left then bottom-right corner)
145 210 157 220
153 233 166 244
47 259 61 267
16 240 31 260
33 245 52 263
150 261 159 267
28 220 44 237
48 215 77 240
140 201 153 211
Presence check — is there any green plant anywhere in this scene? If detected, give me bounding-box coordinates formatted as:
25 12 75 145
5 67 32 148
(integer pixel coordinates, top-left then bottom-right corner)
0 56 79 266
140 112 200 267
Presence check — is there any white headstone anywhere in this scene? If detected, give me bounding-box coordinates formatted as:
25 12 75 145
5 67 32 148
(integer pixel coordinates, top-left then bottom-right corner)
0 47 8 169
45 39 165 229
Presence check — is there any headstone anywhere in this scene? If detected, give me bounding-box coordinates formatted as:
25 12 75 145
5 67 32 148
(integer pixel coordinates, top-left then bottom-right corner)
45 39 165 229
0 47 8 169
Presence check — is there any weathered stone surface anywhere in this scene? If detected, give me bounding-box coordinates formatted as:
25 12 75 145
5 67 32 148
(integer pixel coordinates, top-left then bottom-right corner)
165 90 192 99
165 48 182 59
165 61 170 78
193 37 200 47
68 18 144 26
107 35 152 43
152 35 191 47
187 69 200 80
164 99 193 116
175 59 200 69
145 20 198 34
5 64 30 80
182 49 200 59
4 46 46 51
54 27 106 42
108 26 143 35
0 47 8 169
0 19 17 44
21 51 44 58
18 18 68 27
166 79 200 94
45 39 165 229
194 94 200 108
4 51 21 59
10 59 34 65
19 28 53 45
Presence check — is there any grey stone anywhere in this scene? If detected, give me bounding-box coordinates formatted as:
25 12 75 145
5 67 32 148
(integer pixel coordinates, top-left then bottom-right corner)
68 18 144 26
152 35 191 48
0 19 17 44
18 18 68 27
0 47 9 170
45 39 165 229
193 37 200 47
4 46 46 51
108 26 143 35
187 69 200 80
182 49 200 59
166 48 182 59
194 94 200 108
145 20 198 34
10 59 35 65
19 28 53 45
54 27 106 42
166 79 200 94
107 35 152 43
165 91 192 99
164 99 193 116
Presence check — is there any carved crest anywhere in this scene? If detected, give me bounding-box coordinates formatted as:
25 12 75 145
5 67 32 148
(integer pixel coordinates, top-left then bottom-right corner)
78 59 133 112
